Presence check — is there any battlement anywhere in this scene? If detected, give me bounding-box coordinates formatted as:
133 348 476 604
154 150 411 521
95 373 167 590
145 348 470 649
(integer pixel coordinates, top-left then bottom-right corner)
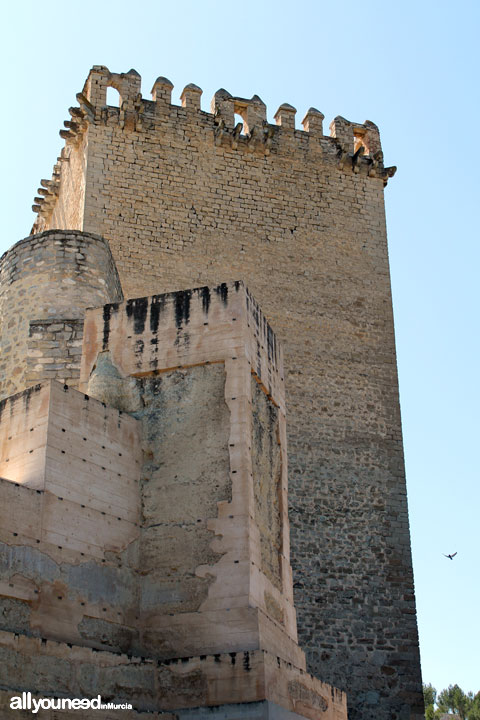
79 65 389 160
31 66 395 234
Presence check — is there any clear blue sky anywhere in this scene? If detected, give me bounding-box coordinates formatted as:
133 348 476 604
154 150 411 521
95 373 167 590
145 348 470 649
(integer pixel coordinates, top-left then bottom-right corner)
1 0 478 696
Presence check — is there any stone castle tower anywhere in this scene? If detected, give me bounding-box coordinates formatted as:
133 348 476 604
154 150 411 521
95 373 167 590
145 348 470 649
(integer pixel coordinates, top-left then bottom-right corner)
0 66 423 719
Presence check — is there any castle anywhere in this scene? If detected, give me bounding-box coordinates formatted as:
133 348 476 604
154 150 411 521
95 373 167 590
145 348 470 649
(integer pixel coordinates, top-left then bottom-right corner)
0 66 423 719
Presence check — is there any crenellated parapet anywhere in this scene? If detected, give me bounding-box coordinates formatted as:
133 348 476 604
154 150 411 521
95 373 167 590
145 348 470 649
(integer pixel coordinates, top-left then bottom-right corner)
84 64 142 111
30 66 396 233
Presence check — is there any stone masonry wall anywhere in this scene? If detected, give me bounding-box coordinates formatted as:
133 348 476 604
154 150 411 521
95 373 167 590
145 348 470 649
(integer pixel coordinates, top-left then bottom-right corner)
26 318 84 389
0 630 346 719
31 125 87 235
50 135 88 231
0 230 123 400
79 283 303 667
29 67 423 720
0 382 142 655
86 361 233 658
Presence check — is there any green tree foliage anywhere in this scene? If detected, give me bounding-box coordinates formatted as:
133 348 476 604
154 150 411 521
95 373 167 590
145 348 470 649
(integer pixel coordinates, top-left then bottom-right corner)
424 684 480 720
424 684 437 720
467 692 480 720
438 684 471 719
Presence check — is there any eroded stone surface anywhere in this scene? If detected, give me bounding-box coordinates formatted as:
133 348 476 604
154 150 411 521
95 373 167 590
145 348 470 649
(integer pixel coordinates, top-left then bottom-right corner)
251 376 282 591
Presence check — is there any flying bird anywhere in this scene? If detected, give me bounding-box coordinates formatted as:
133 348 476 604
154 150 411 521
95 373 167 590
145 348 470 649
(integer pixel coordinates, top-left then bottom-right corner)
443 552 457 560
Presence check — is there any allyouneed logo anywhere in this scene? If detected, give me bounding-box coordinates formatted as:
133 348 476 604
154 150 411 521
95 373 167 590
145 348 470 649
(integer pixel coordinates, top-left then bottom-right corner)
10 692 133 713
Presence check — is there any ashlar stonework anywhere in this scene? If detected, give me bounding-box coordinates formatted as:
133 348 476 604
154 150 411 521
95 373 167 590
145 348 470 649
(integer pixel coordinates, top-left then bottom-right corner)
0 65 423 720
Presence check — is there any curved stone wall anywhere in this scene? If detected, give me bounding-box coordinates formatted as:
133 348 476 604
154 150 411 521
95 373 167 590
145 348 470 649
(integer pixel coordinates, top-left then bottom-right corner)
0 230 123 400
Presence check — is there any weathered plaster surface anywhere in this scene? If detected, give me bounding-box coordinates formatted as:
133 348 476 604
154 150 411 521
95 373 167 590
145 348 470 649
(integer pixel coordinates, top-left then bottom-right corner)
251 376 283 592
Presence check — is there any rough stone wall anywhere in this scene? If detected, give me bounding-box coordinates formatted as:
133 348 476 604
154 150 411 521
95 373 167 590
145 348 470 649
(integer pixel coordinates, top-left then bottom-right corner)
0 231 123 400
26 318 84 389
28 68 423 719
